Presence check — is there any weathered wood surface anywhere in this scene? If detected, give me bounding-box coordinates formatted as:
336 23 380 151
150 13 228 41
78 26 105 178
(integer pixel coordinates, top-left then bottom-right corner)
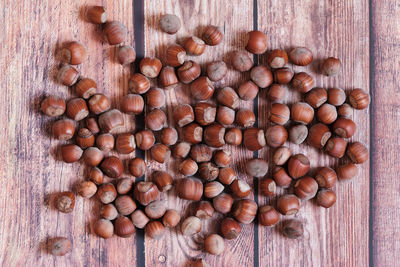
0 0 398 266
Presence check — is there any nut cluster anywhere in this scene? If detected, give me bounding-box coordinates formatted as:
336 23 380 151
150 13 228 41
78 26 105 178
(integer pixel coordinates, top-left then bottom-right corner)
43 5 370 262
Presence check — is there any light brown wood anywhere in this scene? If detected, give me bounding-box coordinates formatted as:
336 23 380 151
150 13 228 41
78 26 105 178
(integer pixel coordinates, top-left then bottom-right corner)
143 1 255 266
257 1 370 266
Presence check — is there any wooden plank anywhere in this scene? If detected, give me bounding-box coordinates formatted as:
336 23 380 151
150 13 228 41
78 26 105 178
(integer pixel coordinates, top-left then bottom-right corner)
370 1 400 265
257 1 370 266
143 0 255 266
0 0 137 265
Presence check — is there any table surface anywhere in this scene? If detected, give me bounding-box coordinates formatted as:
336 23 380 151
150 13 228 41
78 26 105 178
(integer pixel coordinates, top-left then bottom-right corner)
0 0 399 266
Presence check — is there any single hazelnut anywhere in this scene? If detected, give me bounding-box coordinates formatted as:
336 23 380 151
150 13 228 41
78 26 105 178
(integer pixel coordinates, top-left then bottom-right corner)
338 103 353 118
174 104 194 127
172 142 191 159
203 123 226 148
315 167 337 188
162 209 181 227
60 41 87 65
246 158 268 177
118 45 136 65
231 51 253 72
267 49 288 68
117 178 134 195
103 21 127 45
100 156 124 178
88 94 111 115
129 73 150 94
274 67 294 84
194 102 216 126
176 177 203 201
77 181 97 198
321 57 341 76
97 183 117 204
146 221 166 240
202 25 223 46
204 234 224 255
236 108 256 127
265 125 288 148
159 66 179 89
218 167 237 185
332 118 356 138
96 133 115 152
316 189 337 208
232 199 258 224
82 147 104 166
305 87 328 108
100 204 118 220
225 128 243 146
349 88 370 110
292 72 314 93
115 133 136 154
336 163 359 180
121 94 144 114
328 88 346 106
131 210 150 229
273 146 292 165
216 106 235 126
177 61 201 84
288 154 310 179
194 201 214 219
114 216 135 238
258 205 280 226
55 192 75 213
184 36 206 56
317 103 338 124
289 124 308 144
145 108 167 131
182 123 203 144
61 144 83 163
181 216 202 236
217 87 239 109
152 171 173 192
89 167 104 185
140 57 162 78
98 109 124 133
115 195 137 215
165 44 186 67
150 143 171 163
179 158 198 176
146 88 165 109
159 14 181 34
294 176 318 200
281 219 303 239
243 128 266 151
290 102 314 125
145 200 167 219
277 194 300 215
346 142 368 164
204 181 224 198
269 103 290 125
160 127 178 146
259 178 276 197
58 65 79 86
41 95 66 116
213 193 234 214
198 162 219 181
238 80 259 101
213 149 231 167
268 84 287 102
325 137 347 158
230 179 251 198
250 65 273 88
86 6 107 24
85 117 99 134
272 167 292 188
190 76 214 101
289 47 313 66
220 218 241 239
135 130 155 150
207 61 227 82
246 31 268 54
307 123 331 149
133 182 159 205
94 219 114 239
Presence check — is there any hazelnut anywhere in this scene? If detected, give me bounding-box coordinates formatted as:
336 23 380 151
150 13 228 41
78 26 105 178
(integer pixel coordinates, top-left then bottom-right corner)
204 181 224 198
118 45 136 65
184 36 206 55
349 88 370 110
316 189 336 208
194 102 216 126
96 133 115 152
58 65 79 86
194 201 214 219
243 128 266 151
220 218 241 239
116 178 134 195
328 88 346 106
86 116 99 134
190 144 212 162
173 142 191 159
281 219 303 239
259 178 276 197
315 167 337 188
213 149 231 167
274 67 294 84
338 103 353 118
230 179 251 198
55 192 75 213
268 84 287 103
332 118 356 138
216 106 235 126
89 167 104 185
292 72 314 93
258 205 280 226
98 109 124 133
165 44 186 67
177 177 203 201
203 124 226 148
152 171 173 192
181 216 202 235
134 182 159 205
190 76 214 101
250 65 273 88
217 87 239 109
346 142 368 164
305 87 328 108
140 57 162 78
225 128 243 146
115 195 137 215
267 49 288 68
41 95 66 116
236 108 256 127
97 183 117 204
86 6 107 24
272 167 292 188
174 104 194 127
288 154 310 179
202 25 223 46
115 133 136 154
160 127 178 146
269 103 290 125
273 146 292 165
238 81 259 101
294 176 318 200
145 200 167 219
88 94 111 115
213 193 234 214
129 73 150 94
159 14 181 34
103 21 127 45
317 103 337 124
77 181 97 198
100 204 118 220
146 88 165 109
159 66 179 89
290 102 314 125
162 209 181 227
60 41 87 65
131 210 150 229
179 159 198 176
325 137 347 158
61 144 83 163
218 167 237 185
336 163 358 180
207 61 227 81
246 30 268 54
121 94 144 114
100 156 124 178
198 162 219 181
277 194 300 215
246 158 268 177
150 143 171 163
265 125 288 148
289 124 308 144
75 128 95 148
182 123 203 144
114 216 135 238
307 123 331 149
321 57 341 76
232 199 258 224
135 130 155 150
231 51 253 72
82 147 104 166
48 237 72 256
177 61 201 84
145 108 167 131
204 234 224 255
289 47 313 66
94 219 114 239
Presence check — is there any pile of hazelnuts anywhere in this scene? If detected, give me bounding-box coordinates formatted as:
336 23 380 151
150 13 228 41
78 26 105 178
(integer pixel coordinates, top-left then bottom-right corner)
42 6 370 262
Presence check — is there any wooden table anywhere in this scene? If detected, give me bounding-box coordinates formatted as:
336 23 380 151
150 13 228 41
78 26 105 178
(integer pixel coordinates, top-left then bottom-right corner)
0 0 398 266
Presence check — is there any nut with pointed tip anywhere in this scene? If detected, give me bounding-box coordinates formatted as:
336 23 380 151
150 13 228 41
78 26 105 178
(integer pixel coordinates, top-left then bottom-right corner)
194 102 216 126
100 204 118 220
291 102 314 125
317 103 337 124
160 127 178 146
349 88 370 110
202 25 223 46
177 60 201 84
250 65 273 88
115 195 136 215
182 123 203 144
258 205 280 226
238 80 258 101
41 95 66 116
98 109 124 133
140 57 162 78
131 210 150 229
289 47 313 66
103 21 127 45
243 128 266 151
94 219 114 239
225 128 242 146
88 94 111 115
236 108 256 127
134 182 159 206
292 72 314 93
346 142 368 164
207 61 227 81
162 209 181 227
145 200 166 219
322 57 341 77
213 149 231 167
204 234 225 255
97 183 117 204
150 143 171 163
246 158 268 177
273 146 291 165
267 49 288 68
338 103 353 118
274 67 294 84
58 65 79 86
305 87 328 108
259 178 276 197
190 76 215 101
268 84 287 102
96 133 114 152
60 41 87 65
129 73 150 94
288 154 310 179
179 158 198 176
194 201 214 219
152 171 173 192
100 156 124 178
86 6 107 24
85 117 100 134
328 88 346 106
277 194 300 215
317 189 337 208
89 167 104 185
145 109 166 131
231 51 253 72
289 124 308 145
181 216 202 236
174 104 194 127
265 125 288 148
117 178 134 195
184 36 206 55
135 130 155 150
269 103 290 125
115 133 136 154
213 193 234 214
76 128 95 148
272 167 292 188
159 66 179 89
118 45 136 65
336 163 358 180
230 179 251 198
204 181 224 198
53 119 75 140
246 30 268 54
114 216 135 238
204 124 225 148
216 106 235 126
232 199 258 224
294 176 318 200
307 123 331 149
121 94 144 114
61 144 83 163
172 142 191 159
220 218 242 239
55 192 75 213
325 137 347 158
315 167 337 188
82 147 104 166
177 177 203 201
332 118 356 138
146 88 165 109
166 44 186 67
218 167 237 185
77 181 97 198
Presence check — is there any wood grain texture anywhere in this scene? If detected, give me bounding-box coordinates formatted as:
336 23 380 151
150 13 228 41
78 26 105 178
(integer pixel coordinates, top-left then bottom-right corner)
143 1 255 266
0 0 138 266
257 1 370 266
370 0 400 265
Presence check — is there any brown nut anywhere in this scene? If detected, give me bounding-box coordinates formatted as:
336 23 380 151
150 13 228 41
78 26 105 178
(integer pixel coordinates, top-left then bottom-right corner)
96 133 114 152
88 94 111 115
277 194 300 215
152 171 173 192
129 73 150 94
207 61 227 81
115 195 137 215
317 103 338 124
176 177 203 201
349 88 370 110
269 103 290 125
182 123 203 144
194 102 216 126
159 66 179 89
236 108 256 127
75 128 95 148
117 178 134 195
131 210 150 229
268 84 287 103
243 128 266 151
315 167 337 188
140 57 162 78
174 104 194 127
202 25 223 46
61 144 83 163
77 181 97 198
181 216 202 235
134 182 159 206
145 200 167 219
332 118 356 138
114 216 135 238
118 45 136 65
336 163 359 180
100 156 124 178
213 149 232 167
145 108 167 131
307 123 331 149
94 219 114 239
250 65 273 88
305 87 328 108
150 143 171 163
159 14 181 34
216 106 235 126
272 167 292 188
265 125 288 148
289 124 308 145
100 204 118 220
325 137 347 158
316 189 337 208
246 158 268 177
220 218 242 239
89 167 104 185
328 88 346 106
162 209 181 227
230 179 251 198
216 87 239 109
259 178 276 197
103 21 127 45
86 6 107 24
258 205 280 226
48 237 72 256
213 193 234 214
338 103 353 118
238 80 259 101
273 146 292 165
194 201 214 219
225 128 242 146
135 130 155 150
98 109 124 133
160 127 178 146
146 88 165 109
190 76 215 101
115 133 136 154
172 142 191 159
346 142 368 164
165 44 186 67
274 67 294 84
97 183 117 204
267 49 288 68
55 192 75 213
58 65 79 86
294 176 318 200
82 147 104 166
204 234 224 255
321 57 341 77
231 51 253 72
288 154 310 179
198 162 219 181
232 199 258 224
121 94 144 114
246 30 268 54
204 181 224 198
177 61 201 84
146 221 166 240
289 47 313 66
184 36 206 55
292 72 314 93
218 167 237 185
41 95 66 117
290 102 314 125
190 144 212 162
179 159 198 176
203 124 226 148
